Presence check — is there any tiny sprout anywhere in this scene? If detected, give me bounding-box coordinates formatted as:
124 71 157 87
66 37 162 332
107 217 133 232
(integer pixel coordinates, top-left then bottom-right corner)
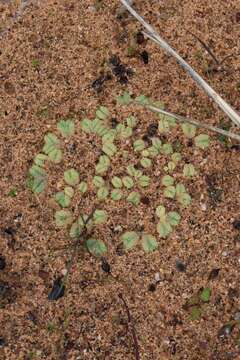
183 164 196 177
158 115 176 133
176 183 192 207
102 131 116 143
135 94 150 105
34 153 48 167
43 133 62 164
156 207 180 238
97 187 109 200
127 191 140 206
122 176 134 189
141 234 158 252
78 181 88 193
181 123 196 138
28 165 47 193
164 161 176 173
151 137 162 151
164 186 176 199
86 238 107 256
8 187 17 197
93 176 105 188
111 189 123 200
161 143 173 155
93 209 108 224
138 175 150 188
96 155 110 174
81 119 93 133
102 142 117 157
133 139 146 152
54 191 72 208
121 231 139 250
171 152 181 163
126 115 137 128
140 157 152 168
55 210 73 227
200 287 211 302
92 118 107 136
111 176 123 188
161 175 174 186
117 92 132 105
64 169 80 186
57 119 75 137
96 106 110 120
194 134 210 149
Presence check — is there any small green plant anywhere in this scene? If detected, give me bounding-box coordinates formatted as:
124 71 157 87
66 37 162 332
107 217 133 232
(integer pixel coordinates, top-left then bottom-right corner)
27 92 211 264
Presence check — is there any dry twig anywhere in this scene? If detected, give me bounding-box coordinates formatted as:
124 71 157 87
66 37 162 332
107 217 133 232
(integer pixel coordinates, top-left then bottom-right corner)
119 0 240 128
118 293 140 360
142 103 240 142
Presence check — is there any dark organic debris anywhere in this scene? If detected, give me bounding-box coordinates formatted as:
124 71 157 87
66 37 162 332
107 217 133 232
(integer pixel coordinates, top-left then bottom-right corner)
3 227 16 237
233 220 240 230
91 73 112 93
146 123 158 137
228 288 239 300
140 50 149 64
0 256 6 270
0 337 6 347
0 281 14 306
48 277 65 301
101 257 111 273
175 260 186 272
218 323 235 338
141 196 150 205
109 55 133 84
208 268 220 281
148 283 156 292
26 311 38 325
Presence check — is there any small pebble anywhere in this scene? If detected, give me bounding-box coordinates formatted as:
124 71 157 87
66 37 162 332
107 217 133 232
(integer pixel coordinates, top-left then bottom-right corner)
200 203 207 211
218 324 234 338
154 272 161 283
234 312 240 321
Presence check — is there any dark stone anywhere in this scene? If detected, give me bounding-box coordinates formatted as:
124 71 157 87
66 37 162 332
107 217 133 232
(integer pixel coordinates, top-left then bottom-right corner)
136 31 145 44
0 256 6 270
101 258 111 273
0 338 6 347
140 50 149 64
233 220 240 230
208 268 220 281
111 118 119 128
48 277 65 301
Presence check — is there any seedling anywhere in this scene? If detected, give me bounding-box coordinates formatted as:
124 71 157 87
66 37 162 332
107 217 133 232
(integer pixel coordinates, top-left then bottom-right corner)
27 91 211 293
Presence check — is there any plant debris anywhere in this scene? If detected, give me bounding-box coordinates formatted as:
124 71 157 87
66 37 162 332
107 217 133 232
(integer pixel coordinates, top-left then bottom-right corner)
48 277 65 301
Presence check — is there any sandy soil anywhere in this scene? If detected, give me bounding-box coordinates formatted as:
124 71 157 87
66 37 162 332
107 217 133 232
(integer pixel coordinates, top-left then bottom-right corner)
0 1 240 359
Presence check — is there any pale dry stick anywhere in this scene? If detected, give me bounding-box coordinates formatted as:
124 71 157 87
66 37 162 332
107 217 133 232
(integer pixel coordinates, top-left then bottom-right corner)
119 0 240 128
142 103 240 142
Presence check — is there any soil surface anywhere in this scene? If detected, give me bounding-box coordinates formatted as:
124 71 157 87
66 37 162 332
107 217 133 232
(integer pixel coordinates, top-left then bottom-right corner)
0 1 240 359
